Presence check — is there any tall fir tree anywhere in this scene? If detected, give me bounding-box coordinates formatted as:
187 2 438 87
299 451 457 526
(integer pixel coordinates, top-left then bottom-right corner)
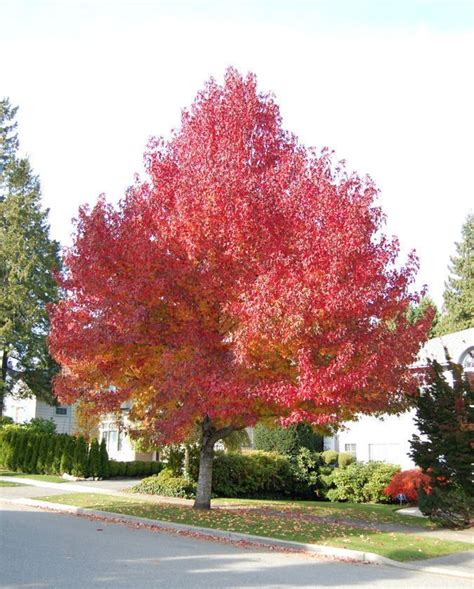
0 99 61 414
435 214 474 336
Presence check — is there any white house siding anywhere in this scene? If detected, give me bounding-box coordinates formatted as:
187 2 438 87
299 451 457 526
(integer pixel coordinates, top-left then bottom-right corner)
3 395 36 424
324 327 474 469
35 400 76 434
3 395 76 435
99 414 155 462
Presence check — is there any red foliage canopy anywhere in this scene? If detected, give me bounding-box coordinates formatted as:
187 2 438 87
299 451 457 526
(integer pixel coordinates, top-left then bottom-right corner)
384 468 432 503
49 69 431 443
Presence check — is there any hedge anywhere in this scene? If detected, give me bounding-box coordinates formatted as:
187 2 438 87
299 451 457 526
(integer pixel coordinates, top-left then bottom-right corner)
0 429 110 479
109 460 162 478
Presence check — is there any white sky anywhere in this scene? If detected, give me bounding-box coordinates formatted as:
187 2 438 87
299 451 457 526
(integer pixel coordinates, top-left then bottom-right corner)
2 1 473 307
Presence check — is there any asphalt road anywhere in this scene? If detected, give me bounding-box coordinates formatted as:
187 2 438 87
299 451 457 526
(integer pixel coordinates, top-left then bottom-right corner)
0 501 471 589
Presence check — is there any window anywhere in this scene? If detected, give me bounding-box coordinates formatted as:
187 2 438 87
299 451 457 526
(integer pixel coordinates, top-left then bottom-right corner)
461 348 474 371
55 407 67 416
344 443 357 458
102 428 118 452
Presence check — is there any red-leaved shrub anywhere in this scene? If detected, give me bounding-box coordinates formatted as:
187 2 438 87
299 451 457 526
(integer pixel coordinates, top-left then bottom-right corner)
384 468 431 503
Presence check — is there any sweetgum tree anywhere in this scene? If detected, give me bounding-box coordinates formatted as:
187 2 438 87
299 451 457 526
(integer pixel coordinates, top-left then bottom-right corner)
49 69 431 508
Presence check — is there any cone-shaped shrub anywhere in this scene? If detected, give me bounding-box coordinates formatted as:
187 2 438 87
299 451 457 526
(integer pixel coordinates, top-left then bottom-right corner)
36 434 50 474
88 439 100 478
52 435 66 474
44 435 56 474
28 434 40 473
60 436 76 475
10 431 25 471
98 438 109 479
72 436 89 478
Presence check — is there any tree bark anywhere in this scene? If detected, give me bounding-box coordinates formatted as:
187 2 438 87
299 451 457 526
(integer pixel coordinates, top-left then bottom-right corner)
0 348 8 417
193 415 236 509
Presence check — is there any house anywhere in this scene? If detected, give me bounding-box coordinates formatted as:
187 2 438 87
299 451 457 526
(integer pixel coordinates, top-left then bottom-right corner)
3 394 77 434
323 327 474 468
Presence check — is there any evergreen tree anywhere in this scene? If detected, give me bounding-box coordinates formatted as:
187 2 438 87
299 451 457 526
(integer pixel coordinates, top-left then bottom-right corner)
98 438 110 479
36 434 49 474
410 356 473 526
60 436 76 475
52 434 66 474
254 422 323 457
88 438 100 478
0 98 61 414
44 434 56 474
436 214 474 336
72 435 89 478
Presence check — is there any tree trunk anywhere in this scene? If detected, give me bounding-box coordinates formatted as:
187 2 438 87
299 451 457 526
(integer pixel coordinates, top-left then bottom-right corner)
0 348 8 417
194 436 215 509
193 416 236 509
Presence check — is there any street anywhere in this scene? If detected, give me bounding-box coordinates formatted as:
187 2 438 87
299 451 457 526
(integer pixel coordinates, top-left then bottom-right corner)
0 501 472 589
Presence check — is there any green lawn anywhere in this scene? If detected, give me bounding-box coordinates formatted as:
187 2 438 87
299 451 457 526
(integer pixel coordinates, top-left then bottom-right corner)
0 470 67 484
213 498 434 528
35 493 472 562
0 480 24 487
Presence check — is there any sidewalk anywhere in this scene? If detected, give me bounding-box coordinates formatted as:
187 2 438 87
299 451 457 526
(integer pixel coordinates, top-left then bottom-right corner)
1 475 472 580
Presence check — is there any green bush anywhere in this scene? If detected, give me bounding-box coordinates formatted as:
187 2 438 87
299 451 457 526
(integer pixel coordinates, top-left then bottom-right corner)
290 447 321 498
26 433 40 473
52 435 67 474
98 439 109 478
418 485 473 528
212 451 294 498
72 436 89 478
25 418 57 434
337 452 355 468
44 435 56 474
254 423 323 458
36 434 50 474
88 439 101 478
132 468 196 498
60 436 76 475
0 416 14 427
326 461 400 503
321 450 339 466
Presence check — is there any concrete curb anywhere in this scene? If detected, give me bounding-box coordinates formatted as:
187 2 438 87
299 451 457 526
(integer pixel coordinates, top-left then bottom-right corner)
3 496 472 580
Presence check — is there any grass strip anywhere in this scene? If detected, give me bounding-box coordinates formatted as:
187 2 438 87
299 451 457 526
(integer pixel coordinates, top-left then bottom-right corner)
35 493 472 562
0 470 67 484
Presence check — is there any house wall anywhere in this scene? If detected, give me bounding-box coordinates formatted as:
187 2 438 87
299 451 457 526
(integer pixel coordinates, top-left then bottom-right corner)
35 400 76 434
3 395 37 424
99 414 156 462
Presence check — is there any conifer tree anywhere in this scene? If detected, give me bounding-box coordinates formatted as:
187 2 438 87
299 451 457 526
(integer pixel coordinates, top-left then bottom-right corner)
0 98 61 414
52 434 66 474
436 214 474 335
410 356 473 526
88 438 100 478
72 435 89 478
60 436 75 475
98 438 109 479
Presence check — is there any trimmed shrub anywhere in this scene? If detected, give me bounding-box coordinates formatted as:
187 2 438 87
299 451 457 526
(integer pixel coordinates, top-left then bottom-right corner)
418 485 473 528
254 423 323 458
10 431 26 471
132 468 196 498
98 439 109 478
60 436 76 475
52 435 67 474
88 439 101 478
72 436 89 478
0 416 14 427
327 461 400 503
321 450 339 466
212 451 294 498
290 447 321 498
337 452 355 469
384 469 432 503
25 418 57 434
36 434 50 474
44 435 56 474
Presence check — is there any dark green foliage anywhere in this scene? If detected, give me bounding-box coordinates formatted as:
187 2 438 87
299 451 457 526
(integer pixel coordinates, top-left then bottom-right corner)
98 439 110 478
212 451 295 499
52 435 66 474
36 434 49 473
27 433 40 473
25 418 56 434
435 213 474 336
0 416 14 427
0 99 61 413
9 431 23 470
72 436 89 478
406 296 439 338
254 422 322 458
109 460 162 478
60 436 76 475
44 435 56 474
326 462 400 503
410 357 473 527
88 439 100 478
337 452 355 468
410 358 473 496
321 450 339 466
132 468 196 498
418 485 473 528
